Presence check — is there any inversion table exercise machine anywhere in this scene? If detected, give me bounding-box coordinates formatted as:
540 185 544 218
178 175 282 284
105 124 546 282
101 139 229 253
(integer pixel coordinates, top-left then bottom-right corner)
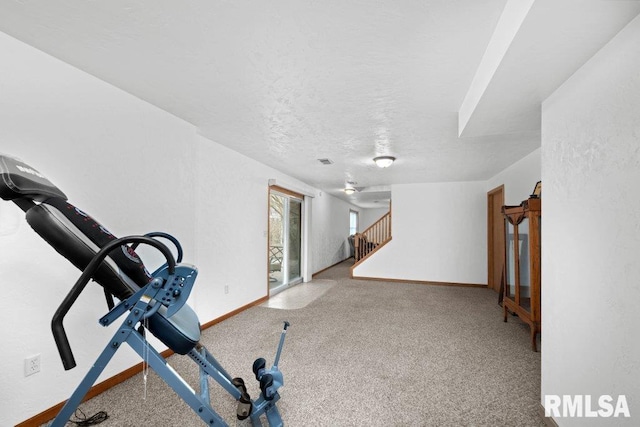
0 154 289 426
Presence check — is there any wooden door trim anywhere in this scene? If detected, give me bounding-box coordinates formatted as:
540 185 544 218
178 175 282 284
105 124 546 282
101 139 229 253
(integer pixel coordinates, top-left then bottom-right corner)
269 185 304 200
487 185 505 291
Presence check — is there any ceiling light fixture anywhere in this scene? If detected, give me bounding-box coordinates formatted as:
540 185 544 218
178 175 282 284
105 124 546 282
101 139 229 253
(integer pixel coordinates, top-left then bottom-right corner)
373 156 396 168
344 187 356 195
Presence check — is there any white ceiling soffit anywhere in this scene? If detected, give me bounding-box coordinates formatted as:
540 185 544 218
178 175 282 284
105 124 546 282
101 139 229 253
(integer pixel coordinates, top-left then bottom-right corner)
345 185 392 209
459 0 640 138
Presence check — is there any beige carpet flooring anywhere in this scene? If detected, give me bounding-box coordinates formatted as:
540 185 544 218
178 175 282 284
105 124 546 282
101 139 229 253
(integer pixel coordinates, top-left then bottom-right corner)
44 260 543 426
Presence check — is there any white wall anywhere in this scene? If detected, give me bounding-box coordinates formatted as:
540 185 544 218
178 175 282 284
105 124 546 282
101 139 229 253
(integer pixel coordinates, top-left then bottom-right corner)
0 31 198 426
486 148 541 205
0 31 348 426
192 135 318 321
352 181 487 284
352 151 540 284
360 207 389 231
311 191 360 273
541 14 640 426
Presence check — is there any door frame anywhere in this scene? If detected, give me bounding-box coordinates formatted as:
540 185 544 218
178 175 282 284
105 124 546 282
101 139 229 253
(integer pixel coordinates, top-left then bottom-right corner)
268 185 305 296
487 185 505 292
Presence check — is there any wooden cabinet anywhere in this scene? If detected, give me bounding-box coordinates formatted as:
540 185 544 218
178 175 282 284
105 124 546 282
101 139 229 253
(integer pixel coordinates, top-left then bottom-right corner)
502 198 541 351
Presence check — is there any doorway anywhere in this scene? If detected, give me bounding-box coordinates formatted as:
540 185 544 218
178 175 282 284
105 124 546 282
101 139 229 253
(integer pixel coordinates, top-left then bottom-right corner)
487 185 505 292
269 187 303 295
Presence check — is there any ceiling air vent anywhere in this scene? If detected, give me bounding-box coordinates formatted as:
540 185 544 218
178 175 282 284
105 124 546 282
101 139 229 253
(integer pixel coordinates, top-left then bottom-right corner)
317 158 334 165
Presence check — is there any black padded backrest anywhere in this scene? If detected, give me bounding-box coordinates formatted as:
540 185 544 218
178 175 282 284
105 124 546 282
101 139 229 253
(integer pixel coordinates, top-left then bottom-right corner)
26 197 153 300
0 154 67 202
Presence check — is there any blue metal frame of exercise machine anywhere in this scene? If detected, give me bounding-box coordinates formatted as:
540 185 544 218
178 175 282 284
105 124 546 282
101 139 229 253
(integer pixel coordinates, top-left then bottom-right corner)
49 236 290 427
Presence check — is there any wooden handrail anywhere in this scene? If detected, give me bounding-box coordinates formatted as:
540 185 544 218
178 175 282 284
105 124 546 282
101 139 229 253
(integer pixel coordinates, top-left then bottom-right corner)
353 211 391 263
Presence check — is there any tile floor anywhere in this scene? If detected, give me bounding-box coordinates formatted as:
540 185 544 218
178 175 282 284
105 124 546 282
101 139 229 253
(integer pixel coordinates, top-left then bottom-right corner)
261 279 336 310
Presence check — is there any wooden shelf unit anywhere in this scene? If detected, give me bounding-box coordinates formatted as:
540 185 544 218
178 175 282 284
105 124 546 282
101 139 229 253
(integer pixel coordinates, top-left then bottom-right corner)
502 197 541 351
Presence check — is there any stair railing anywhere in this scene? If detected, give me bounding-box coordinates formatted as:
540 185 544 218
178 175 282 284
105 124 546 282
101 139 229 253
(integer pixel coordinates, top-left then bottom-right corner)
353 211 391 263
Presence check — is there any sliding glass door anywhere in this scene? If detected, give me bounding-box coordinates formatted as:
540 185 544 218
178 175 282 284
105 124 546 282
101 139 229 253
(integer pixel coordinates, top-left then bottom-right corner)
269 189 303 294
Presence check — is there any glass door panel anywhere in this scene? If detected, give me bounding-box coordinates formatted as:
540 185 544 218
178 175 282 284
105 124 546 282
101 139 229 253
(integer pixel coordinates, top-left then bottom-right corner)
269 190 303 294
505 220 516 301
287 198 302 282
269 194 285 289
518 217 531 313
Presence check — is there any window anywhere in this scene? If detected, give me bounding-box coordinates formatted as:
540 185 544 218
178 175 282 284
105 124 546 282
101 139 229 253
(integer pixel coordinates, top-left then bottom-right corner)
349 210 359 235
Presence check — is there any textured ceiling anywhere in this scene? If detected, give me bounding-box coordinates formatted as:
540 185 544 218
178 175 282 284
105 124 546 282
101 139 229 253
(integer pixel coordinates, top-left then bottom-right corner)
0 1 638 207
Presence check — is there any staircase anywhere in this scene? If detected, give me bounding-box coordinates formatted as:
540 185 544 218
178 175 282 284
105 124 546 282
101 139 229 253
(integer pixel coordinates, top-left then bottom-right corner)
352 211 391 268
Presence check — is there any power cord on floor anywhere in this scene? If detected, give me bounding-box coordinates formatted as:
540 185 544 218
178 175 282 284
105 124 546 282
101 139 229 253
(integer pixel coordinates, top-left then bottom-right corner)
68 408 109 426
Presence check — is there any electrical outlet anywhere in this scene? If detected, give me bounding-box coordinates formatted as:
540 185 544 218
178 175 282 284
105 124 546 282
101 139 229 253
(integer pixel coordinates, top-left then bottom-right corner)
224 285 229 294
24 354 41 377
